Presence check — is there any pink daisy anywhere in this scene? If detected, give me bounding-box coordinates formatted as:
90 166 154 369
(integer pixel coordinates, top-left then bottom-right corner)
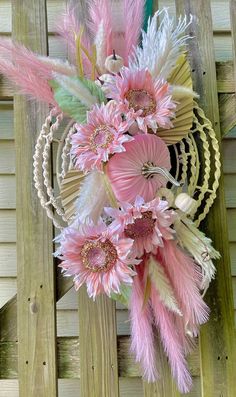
55 221 138 299
70 101 133 172
106 196 176 258
107 134 178 204
106 67 176 133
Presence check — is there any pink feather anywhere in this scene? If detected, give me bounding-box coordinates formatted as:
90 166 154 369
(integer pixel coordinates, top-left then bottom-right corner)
89 0 113 56
130 267 158 382
124 0 145 62
157 240 209 331
0 58 56 105
56 5 92 75
150 285 192 393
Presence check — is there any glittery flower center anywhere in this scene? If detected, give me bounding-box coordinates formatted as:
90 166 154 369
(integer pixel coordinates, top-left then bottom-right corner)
124 211 155 239
125 89 156 116
90 125 114 152
81 239 118 272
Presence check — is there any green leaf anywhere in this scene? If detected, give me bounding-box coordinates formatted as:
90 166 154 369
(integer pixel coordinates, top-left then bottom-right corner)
54 86 88 123
50 76 107 123
110 284 132 308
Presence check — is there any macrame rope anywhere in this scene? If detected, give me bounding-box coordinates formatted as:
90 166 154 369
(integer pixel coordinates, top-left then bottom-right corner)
33 102 220 228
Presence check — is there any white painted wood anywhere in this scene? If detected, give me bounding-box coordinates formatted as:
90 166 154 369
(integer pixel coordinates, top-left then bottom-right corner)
0 141 15 174
0 210 16 242
0 278 16 308
0 243 16 276
0 175 16 208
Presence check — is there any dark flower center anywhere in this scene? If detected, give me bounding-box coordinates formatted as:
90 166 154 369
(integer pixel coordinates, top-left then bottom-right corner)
125 89 156 116
81 239 117 272
124 211 155 239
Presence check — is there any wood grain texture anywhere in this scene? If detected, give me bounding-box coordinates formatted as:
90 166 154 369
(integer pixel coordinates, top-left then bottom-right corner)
0 336 200 380
12 0 58 396
0 243 16 276
78 288 119 397
175 2 236 397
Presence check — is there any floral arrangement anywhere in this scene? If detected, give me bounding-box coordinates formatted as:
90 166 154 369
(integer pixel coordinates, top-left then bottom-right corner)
0 1 220 393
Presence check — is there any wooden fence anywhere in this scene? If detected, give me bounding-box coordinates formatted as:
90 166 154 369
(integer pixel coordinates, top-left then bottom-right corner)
0 0 236 396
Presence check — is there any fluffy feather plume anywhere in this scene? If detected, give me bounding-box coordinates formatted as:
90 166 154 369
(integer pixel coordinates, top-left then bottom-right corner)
129 9 192 79
0 38 76 104
171 85 199 99
148 255 182 316
53 73 98 107
75 171 109 223
150 286 192 393
157 240 209 331
95 21 107 73
124 0 145 62
89 0 113 56
130 267 158 382
0 58 56 105
56 4 92 74
174 215 220 292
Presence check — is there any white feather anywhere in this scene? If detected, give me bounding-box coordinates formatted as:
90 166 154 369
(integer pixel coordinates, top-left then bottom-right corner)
53 73 98 107
129 9 192 80
171 85 199 99
174 215 220 292
75 171 109 223
37 56 77 76
148 255 182 316
95 21 107 74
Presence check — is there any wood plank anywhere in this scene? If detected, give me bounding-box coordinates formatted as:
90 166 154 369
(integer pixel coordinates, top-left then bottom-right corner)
0 336 200 379
12 1 58 396
0 0 233 34
0 278 16 309
0 175 16 208
0 243 16 276
0 141 15 174
78 288 119 397
0 102 14 139
227 209 236 241
0 210 16 242
224 174 236 207
0 380 18 397
230 0 236 97
0 0 66 34
219 94 236 137
175 2 236 397
230 243 236 275
57 309 130 337
222 139 236 173
216 61 235 93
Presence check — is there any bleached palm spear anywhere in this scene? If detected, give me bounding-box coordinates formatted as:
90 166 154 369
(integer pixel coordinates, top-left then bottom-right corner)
148 255 182 316
174 215 220 293
129 9 192 80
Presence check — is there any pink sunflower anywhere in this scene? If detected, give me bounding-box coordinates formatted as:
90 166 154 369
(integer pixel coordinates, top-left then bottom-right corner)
55 221 138 299
107 134 178 204
106 67 176 133
70 101 133 172
106 196 176 258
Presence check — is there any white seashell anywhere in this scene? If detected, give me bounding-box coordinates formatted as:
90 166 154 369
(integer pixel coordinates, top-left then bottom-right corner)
156 188 174 207
105 53 124 74
175 193 197 215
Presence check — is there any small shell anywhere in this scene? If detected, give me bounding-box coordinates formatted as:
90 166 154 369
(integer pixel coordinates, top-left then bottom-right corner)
156 188 174 207
105 54 124 74
175 193 197 215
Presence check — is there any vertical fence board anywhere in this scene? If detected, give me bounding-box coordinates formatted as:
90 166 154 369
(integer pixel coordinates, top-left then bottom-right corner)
13 1 58 396
175 1 236 396
78 288 119 397
73 1 119 396
230 1 236 96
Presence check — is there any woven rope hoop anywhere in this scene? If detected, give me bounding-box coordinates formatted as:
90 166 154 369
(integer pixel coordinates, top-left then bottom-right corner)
33 103 220 228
